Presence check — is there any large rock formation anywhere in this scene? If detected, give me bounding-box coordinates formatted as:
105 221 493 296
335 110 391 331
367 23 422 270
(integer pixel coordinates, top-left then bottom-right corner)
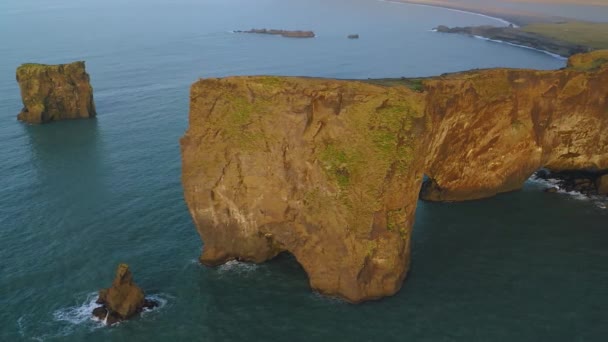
16 61 96 124
181 50 608 302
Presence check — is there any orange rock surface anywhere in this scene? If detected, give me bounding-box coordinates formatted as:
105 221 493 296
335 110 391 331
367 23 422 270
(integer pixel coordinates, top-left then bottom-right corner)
181 51 608 302
16 61 96 124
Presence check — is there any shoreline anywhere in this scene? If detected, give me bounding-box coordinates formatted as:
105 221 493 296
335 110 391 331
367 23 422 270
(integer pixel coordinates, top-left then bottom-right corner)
471 35 567 60
387 0 567 26
379 0 517 27
383 0 589 59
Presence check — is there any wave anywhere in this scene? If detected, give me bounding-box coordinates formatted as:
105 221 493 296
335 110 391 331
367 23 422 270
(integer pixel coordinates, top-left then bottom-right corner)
528 175 607 209
217 260 259 274
52 291 170 328
472 35 567 60
378 0 517 27
53 292 103 326
311 291 346 304
141 293 169 317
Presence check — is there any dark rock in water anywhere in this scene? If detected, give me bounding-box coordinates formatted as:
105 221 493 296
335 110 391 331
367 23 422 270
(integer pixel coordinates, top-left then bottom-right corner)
435 25 450 33
545 187 559 193
16 61 96 124
93 264 152 325
235 28 315 38
143 298 159 310
534 170 608 197
347 34 359 39
597 175 608 195
535 169 550 180
92 306 107 320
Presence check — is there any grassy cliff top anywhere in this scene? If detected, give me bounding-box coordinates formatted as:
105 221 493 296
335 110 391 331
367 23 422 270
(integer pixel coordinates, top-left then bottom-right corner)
567 49 608 70
522 22 608 50
17 61 86 76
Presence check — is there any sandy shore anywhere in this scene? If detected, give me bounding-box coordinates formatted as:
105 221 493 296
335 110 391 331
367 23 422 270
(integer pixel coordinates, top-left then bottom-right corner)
391 0 606 26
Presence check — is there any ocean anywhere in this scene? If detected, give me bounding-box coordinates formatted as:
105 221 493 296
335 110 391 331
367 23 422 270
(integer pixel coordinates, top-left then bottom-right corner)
0 0 606 340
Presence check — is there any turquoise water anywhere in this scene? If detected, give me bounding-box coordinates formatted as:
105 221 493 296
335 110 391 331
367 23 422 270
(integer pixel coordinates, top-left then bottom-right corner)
1 0 607 341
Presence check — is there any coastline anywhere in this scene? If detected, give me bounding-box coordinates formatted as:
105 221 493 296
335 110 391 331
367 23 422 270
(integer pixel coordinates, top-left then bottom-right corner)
379 0 517 27
386 0 566 26
384 0 594 59
471 35 568 60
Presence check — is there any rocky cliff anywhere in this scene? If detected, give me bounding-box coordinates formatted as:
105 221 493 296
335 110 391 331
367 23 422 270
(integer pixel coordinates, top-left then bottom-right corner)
16 61 96 124
181 51 608 302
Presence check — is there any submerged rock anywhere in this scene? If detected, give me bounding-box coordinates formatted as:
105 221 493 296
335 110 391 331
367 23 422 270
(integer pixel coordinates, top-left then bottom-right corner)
181 51 608 303
16 61 96 124
347 34 359 39
93 264 156 325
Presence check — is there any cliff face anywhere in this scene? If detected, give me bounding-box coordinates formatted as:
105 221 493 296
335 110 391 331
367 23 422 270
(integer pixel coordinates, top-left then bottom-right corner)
422 56 608 200
181 51 608 302
16 61 96 124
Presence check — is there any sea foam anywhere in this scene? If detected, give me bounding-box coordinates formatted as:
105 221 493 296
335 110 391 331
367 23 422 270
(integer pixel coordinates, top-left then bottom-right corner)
528 175 608 209
472 35 567 60
218 260 259 274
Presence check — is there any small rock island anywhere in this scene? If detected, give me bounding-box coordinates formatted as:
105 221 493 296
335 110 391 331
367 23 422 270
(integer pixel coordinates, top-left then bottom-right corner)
92 264 157 325
235 28 315 38
16 61 96 124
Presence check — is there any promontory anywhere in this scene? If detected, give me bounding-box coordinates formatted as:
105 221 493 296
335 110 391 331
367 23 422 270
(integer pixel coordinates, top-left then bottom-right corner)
181 50 608 303
16 61 96 124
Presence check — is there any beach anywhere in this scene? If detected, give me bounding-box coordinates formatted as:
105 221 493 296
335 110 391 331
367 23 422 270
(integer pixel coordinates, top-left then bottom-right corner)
394 0 608 25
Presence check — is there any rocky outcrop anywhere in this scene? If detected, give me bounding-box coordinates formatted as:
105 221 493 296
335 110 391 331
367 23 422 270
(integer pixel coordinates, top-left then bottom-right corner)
16 61 96 124
181 51 608 302
534 170 608 196
93 264 157 325
235 29 315 38
435 25 590 57
421 50 608 201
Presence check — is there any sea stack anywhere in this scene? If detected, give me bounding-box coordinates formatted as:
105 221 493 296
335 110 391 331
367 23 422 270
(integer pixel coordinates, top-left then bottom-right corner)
93 264 157 325
16 61 96 124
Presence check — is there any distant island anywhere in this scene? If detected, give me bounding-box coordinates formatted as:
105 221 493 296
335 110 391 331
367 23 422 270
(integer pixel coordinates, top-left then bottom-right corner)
235 29 315 38
435 25 590 57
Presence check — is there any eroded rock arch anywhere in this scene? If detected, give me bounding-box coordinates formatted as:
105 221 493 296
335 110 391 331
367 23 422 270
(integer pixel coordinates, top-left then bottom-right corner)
181 51 608 302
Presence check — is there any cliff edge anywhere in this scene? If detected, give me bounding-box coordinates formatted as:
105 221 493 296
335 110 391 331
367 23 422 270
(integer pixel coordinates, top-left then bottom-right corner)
16 61 96 124
181 51 608 302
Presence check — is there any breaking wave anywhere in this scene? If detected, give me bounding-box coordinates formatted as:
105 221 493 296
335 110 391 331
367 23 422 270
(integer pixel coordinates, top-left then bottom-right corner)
217 260 259 274
472 35 567 60
53 292 103 326
528 175 607 209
